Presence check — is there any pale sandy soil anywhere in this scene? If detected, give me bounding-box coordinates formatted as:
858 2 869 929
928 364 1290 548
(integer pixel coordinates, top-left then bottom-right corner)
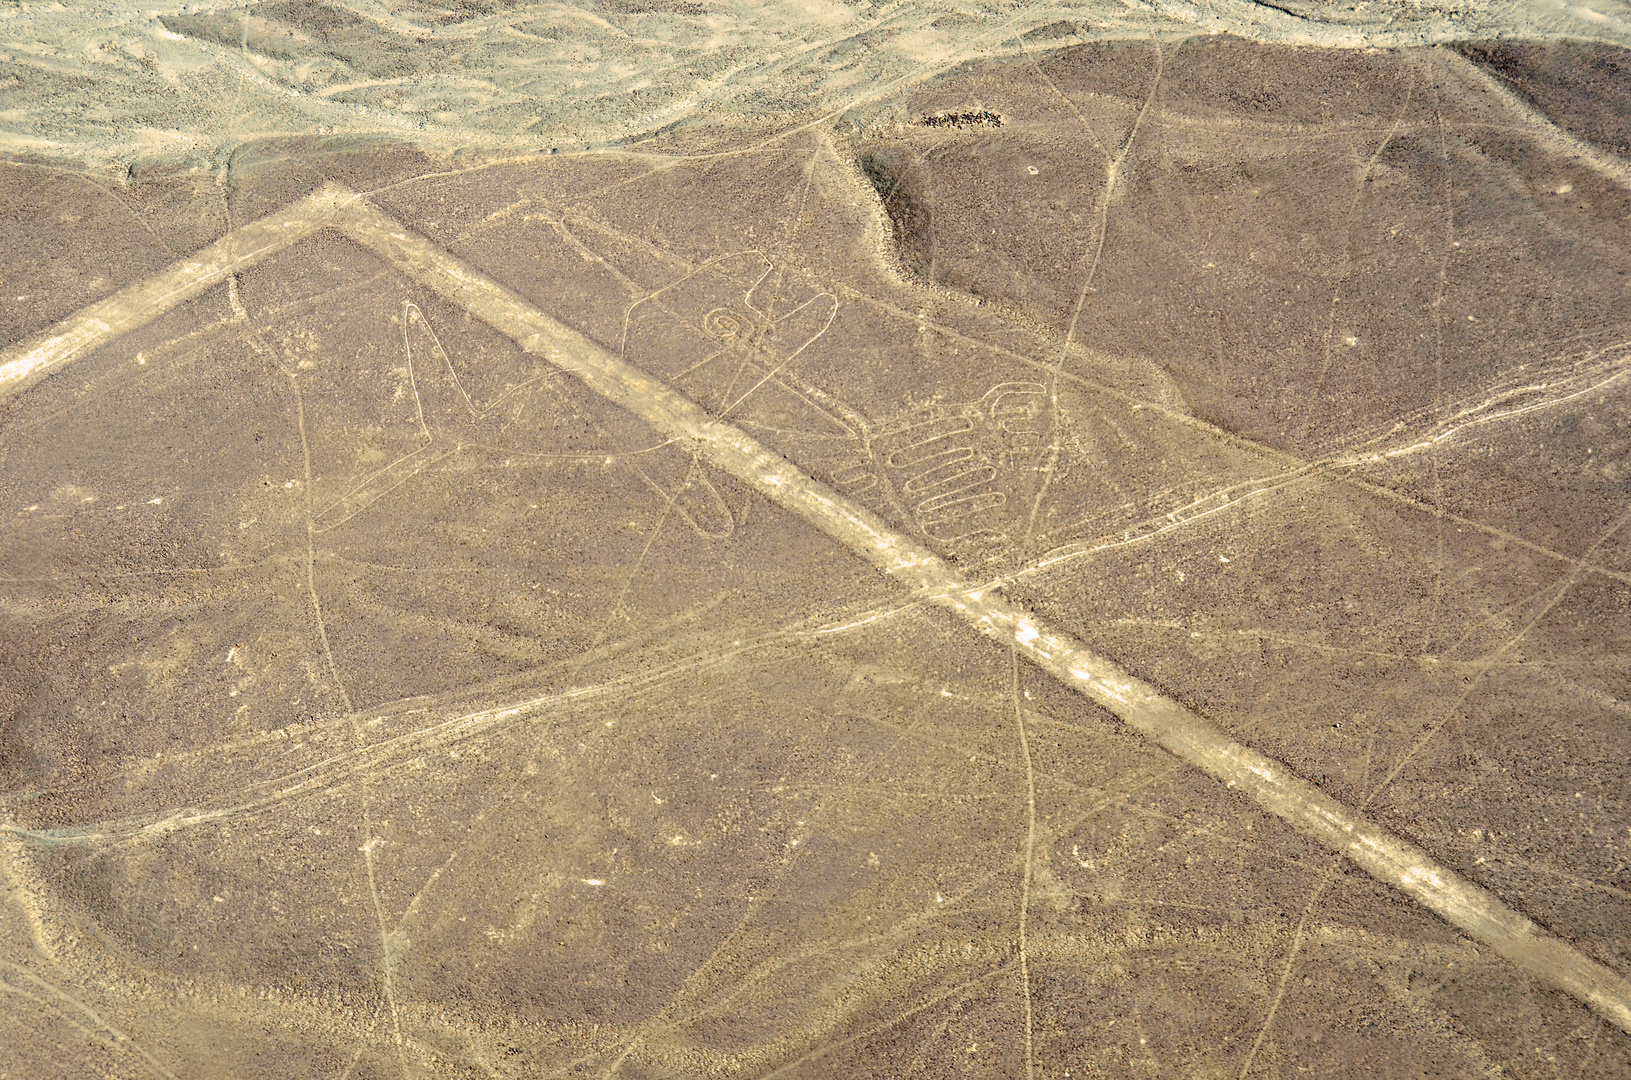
1 7 1630 1079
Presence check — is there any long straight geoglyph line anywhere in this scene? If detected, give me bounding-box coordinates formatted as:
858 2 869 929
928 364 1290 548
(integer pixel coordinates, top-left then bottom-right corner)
0 185 361 399
2 184 1627 1035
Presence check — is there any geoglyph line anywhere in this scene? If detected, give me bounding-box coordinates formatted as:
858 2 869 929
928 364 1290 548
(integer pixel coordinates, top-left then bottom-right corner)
0 185 360 400
326 193 1631 1037
2 183 1627 1035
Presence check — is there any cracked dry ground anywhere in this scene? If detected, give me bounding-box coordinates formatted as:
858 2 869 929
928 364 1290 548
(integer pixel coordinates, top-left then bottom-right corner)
1 36 1629 1080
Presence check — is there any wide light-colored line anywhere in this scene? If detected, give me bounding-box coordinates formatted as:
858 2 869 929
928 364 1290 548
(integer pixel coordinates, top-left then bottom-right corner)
0 184 360 401
0 187 1624 1034
333 196 1631 1035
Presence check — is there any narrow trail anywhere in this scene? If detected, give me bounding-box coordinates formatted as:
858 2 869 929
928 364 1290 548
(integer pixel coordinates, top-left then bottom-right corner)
3 184 1628 1037
333 189 1631 1036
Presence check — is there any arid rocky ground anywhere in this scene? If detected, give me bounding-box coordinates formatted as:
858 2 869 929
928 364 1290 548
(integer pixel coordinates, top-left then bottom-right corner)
1 17 1629 1080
